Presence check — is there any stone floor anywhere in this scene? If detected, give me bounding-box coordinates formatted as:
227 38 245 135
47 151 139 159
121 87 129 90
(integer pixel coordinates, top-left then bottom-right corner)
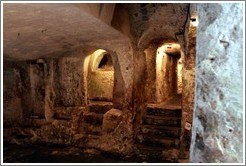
3 143 176 163
160 94 182 108
3 143 124 163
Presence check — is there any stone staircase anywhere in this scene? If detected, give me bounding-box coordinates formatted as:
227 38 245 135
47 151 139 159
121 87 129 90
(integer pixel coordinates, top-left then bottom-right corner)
135 100 182 162
80 101 113 136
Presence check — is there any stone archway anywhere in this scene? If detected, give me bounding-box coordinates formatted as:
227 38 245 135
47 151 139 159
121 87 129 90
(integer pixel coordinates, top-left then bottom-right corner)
85 49 115 102
155 42 181 104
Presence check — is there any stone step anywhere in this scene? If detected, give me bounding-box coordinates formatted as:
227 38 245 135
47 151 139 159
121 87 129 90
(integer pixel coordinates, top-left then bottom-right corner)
146 106 181 117
88 101 113 114
141 125 181 138
78 124 102 136
136 134 180 148
147 103 181 110
83 112 103 125
53 107 86 119
21 118 51 128
143 115 181 127
53 114 71 121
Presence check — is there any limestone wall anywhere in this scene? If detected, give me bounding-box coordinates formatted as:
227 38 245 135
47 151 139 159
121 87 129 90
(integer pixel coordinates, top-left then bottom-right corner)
156 46 178 104
54 57 85 107
3 61 26 126
178 4 197 159
190 3 244 163
29 62 45 118
145 44 157 103
177 58 182 94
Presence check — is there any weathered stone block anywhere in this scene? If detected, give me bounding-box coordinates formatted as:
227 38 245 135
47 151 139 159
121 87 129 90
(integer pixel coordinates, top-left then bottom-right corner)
102 109 123 133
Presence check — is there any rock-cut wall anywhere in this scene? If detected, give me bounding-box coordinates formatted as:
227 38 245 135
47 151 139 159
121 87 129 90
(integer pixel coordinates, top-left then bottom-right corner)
190 3 244 163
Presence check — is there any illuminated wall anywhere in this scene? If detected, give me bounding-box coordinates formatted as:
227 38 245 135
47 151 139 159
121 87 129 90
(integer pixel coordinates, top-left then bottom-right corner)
177 58 182 94
87 49 114 101
156 43 179 104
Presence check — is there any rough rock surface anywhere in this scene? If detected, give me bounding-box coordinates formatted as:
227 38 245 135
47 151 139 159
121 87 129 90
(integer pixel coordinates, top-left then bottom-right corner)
3 4 126 61
178 5 197 159
145 43 157 103
177 58 182 94
54 57 85 106
102 109 123 133
29 62 45 117
124 4 189 49
3 61 24 126
190 3 243 163
156 44 178 104
100 110 135 155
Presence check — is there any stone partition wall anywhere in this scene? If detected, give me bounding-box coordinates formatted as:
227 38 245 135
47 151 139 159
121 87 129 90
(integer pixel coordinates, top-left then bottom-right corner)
99 44 137 154
190 3 243 163
3 60 27 126
132 44 147 136
178 4 197 160
44 58 56 121
54 57 85 107
145 43 158 103
110 44 134 110
111 50 127 110
29 62 45 118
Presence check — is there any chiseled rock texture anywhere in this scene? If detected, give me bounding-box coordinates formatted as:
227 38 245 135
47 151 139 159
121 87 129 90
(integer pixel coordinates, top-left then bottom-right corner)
179 5 197 159
145 43 157 103
102 108 123 133
54 57 85 107
190 3 243 163
3 61 25 126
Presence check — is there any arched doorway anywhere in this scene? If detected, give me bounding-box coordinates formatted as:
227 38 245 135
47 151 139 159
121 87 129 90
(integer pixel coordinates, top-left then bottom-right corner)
154 42 182 104
85 49 114 102
136 41 182 161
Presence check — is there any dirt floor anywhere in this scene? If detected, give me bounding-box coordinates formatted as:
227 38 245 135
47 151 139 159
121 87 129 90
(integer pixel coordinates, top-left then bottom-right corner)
3 143 129 163
3 142 176 163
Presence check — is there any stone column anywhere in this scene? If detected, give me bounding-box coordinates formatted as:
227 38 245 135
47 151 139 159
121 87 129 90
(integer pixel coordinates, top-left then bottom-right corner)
145 43 158 103
53 57 85 107
190 3 243 163
29 61 45 118
100 43 137 154
44 59 55 122
111 44 134 110
132 44 147 136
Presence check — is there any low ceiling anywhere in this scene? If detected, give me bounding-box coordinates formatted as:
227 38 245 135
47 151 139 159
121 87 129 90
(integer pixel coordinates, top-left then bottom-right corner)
124 3 189 48
3 3 127 61
3 3 189 61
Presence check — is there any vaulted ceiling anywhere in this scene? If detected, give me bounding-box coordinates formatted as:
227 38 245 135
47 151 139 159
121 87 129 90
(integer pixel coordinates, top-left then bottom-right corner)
3 3 189 61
